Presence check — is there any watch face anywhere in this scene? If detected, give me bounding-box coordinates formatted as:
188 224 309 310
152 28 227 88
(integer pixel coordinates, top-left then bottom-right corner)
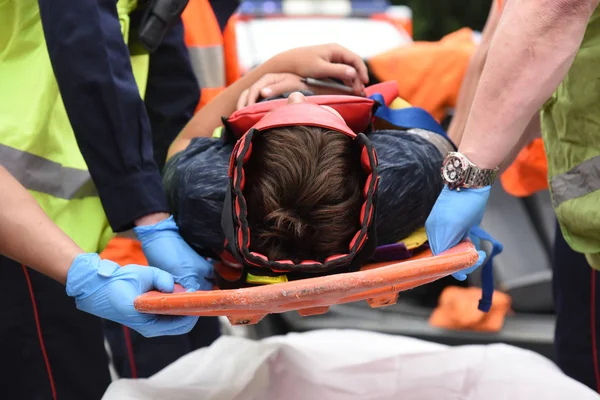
442 155 468 186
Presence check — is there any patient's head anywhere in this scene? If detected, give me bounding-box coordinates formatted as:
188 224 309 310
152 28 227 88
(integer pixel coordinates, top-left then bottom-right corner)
243 125 365 263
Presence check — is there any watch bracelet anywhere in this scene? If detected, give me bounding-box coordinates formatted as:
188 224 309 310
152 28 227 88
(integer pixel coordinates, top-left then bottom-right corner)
465 165 498 188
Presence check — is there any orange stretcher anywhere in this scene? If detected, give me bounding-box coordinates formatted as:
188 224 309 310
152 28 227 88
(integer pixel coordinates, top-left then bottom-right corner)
134 241 478 326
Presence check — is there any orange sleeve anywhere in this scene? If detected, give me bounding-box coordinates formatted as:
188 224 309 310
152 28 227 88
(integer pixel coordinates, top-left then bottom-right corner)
100 237 149 266
500 138 549 197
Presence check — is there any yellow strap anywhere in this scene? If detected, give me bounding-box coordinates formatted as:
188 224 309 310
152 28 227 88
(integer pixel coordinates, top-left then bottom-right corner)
246 226 427 284
398 227 428 250
246 272 289 285
390 97 412 110
212 126 224 139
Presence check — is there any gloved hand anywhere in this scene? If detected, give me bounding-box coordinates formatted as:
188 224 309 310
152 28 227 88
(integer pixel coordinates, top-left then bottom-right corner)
452 231 487 281
66 253 198 337
134 216 214 291
425 185 492 280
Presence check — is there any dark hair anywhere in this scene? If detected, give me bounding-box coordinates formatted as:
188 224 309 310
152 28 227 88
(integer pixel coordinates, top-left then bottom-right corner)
371 130 444 245
164 127 445 263
243 126 366 263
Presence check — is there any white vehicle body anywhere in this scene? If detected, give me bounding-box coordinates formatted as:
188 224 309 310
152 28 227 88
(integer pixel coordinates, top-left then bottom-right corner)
234 1 413 74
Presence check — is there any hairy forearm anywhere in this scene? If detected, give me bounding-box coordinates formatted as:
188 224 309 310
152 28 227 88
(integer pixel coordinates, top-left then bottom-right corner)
0 167 83 284
448 51 487 146
448 0 502 145
459 0 596 168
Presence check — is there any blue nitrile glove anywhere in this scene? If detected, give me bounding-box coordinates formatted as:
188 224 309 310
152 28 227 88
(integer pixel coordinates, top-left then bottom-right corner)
425 185 492 280
66 253 198 337
134 216 214 291
452 231 487 281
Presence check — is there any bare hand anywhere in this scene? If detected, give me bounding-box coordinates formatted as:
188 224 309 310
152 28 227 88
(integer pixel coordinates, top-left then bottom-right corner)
237 72 354 110
271 43 369 95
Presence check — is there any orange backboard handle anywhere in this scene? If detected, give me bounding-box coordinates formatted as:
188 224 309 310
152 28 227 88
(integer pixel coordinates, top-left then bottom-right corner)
134 241 478 325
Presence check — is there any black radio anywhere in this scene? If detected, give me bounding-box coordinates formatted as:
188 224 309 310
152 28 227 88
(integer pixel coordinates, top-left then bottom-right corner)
138 0 189 52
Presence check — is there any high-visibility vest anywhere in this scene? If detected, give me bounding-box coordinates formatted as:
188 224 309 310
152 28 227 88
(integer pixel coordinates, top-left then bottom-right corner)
0 0 149 253
181 0 241 112
541 7 600 269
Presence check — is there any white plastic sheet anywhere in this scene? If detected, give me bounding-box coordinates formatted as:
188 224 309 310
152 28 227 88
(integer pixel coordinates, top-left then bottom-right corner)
103 329 600 400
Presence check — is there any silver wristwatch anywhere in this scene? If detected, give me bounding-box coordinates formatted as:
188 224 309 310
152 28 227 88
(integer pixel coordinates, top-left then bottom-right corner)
441 152 499 191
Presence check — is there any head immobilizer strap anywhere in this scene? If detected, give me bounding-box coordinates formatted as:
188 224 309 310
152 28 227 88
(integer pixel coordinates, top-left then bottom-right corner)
221 101 380 275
